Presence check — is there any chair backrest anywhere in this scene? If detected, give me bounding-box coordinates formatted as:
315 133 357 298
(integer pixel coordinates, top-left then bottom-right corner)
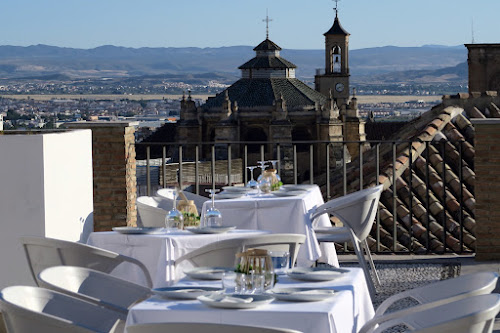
311 185 383 241
0 286 126 333
176 233 306 269
20 236 153 288
156 188 208 214
38 266 152 314
136 196 171 228
127 322 303 333
370 293 500 333
375 271 499 317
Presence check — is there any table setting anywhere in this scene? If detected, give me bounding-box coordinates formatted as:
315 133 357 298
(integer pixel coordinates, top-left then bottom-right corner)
125 248 374 333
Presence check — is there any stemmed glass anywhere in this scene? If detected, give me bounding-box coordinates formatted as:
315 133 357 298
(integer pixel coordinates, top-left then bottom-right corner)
268 160 281 184
246 166 259 190
204 189 223 227
165 187 184 232
256 160 268 182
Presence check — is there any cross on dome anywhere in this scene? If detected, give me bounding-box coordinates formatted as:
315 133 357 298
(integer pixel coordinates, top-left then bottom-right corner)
262 9 273 39
333 0 341 17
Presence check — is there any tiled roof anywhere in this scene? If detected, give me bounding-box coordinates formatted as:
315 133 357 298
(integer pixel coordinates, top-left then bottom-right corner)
324 16 350 36
322 93 500 254
253 38 282 51
203 78 327 109
238 56 297 70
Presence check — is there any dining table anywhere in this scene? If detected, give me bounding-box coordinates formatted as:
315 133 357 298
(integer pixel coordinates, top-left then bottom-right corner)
201 184 339 268
125 267 374 333
86 229 267 288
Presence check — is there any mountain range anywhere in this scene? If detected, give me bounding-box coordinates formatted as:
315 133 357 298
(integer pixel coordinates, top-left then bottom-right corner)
0 44 468 84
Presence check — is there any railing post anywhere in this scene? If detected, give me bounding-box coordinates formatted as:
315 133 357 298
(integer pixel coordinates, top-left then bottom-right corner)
146 146 151 196
195 145 200 195
293 145 298 185
309 144 314 185
211 145 216 189
178 145 183 188
392 142 397 252
227 144 232 185
376 143 381 252
359 142 363 190
326 143 330 200
162 146 166 188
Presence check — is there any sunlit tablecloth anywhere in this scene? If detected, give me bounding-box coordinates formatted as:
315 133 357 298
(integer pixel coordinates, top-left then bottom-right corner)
201 185 338 267
126 267 373 333
87 229 266 288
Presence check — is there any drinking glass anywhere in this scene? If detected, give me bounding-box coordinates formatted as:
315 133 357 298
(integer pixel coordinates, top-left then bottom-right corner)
222 271 237 293
245 166 259 190
268 160 282 184
165 187 184 232
204 189 222 227
269 251 290 275
256 160 268 182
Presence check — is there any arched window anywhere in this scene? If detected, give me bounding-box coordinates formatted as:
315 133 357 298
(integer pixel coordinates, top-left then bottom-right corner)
332 45 341 73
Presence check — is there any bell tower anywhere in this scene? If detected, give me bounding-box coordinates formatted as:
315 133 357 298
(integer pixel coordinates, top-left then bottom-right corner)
315 2 350 107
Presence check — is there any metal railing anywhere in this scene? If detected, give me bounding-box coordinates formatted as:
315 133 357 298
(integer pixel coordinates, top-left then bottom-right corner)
135 139 473 255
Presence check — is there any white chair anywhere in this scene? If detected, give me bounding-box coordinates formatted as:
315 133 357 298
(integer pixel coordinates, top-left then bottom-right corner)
310 185 383 297
20 236 153 288
136 196 171 228
359 271 499 333
0 285 126 333
360 293 500 333
175 233 306 269
38 266 152 314
156 188 208 214
127 322 303 333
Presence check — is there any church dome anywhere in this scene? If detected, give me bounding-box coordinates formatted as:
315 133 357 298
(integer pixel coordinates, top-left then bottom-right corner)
324 16 350 36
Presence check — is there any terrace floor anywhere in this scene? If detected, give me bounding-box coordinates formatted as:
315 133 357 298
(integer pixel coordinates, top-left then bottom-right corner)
338 254 500 332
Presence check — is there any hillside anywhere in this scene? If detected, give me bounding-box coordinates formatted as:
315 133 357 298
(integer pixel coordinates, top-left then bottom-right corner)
0 44 467 83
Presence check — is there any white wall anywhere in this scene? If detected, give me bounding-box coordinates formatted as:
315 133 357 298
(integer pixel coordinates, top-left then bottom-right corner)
0 129 93 289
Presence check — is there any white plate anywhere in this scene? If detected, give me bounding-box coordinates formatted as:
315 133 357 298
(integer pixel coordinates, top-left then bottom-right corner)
152 286 223 300
197 293 274 309
184 267 234 280
287 267 349 282
271 190 305 197
222 186 252 193
112 227 165 234
267 288 336 302
214 193 244 199
281 184 315 191
186 226 236 234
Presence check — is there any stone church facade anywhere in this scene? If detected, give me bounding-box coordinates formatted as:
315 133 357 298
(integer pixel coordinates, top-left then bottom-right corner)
176 12 366 180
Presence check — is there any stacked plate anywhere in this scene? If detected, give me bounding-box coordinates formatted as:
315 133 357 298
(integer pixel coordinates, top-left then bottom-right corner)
287 267 349 282
185 226 236 234
184 267 234 280
152 286 223 300
197 293 274 309
267 288 336 302
112 227 165 235
214 186 253 199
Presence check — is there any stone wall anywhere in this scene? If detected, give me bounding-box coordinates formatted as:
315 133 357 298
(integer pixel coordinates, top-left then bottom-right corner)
66 122 138 230
472 119 500 260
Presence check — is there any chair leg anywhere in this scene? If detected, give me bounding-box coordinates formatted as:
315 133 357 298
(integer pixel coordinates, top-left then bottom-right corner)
352 238 377 298
362 239 381 287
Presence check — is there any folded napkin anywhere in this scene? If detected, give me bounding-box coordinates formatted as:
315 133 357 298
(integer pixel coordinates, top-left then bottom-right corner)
291 289 334 295
219 296 253 304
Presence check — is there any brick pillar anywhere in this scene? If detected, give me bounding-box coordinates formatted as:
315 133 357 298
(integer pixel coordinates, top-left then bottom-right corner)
65 122 138 230
471 119 500 260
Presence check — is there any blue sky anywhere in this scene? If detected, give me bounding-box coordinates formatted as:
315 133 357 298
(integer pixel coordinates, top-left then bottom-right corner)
1 0 498 50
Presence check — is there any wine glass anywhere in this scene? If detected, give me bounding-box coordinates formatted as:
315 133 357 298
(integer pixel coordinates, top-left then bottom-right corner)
165 187 184 232
256 160 268 182
204 189 222 227
246 166 259 190
268 159 282 186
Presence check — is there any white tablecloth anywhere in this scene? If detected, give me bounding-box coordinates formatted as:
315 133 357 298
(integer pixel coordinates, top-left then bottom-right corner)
202 185 338 267
87 229 266 288
126 267 374 333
